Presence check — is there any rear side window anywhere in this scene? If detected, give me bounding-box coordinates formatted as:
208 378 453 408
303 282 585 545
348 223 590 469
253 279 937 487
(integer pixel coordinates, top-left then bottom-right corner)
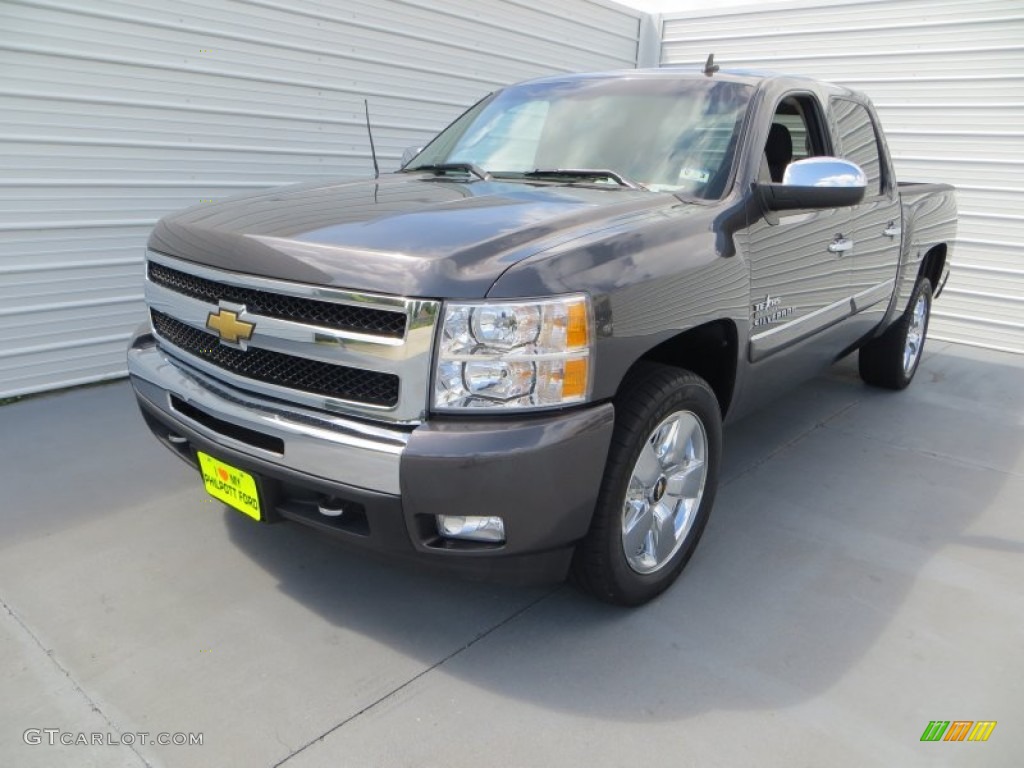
830 99 884 195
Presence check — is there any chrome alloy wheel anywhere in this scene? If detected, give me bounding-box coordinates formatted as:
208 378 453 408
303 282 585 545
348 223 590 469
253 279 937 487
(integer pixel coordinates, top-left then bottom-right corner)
621 410 709 575
903 292 928 375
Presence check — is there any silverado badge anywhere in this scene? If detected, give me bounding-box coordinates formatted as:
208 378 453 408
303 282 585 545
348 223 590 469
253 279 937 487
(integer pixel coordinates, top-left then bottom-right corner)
752 294 794 327
206 306 255 345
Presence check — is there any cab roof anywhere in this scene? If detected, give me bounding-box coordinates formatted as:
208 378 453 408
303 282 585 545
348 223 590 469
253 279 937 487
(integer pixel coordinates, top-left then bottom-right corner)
520 67 858 99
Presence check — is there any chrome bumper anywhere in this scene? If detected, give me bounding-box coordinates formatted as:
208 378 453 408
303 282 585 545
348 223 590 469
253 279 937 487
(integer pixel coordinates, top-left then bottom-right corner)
127 337 408 495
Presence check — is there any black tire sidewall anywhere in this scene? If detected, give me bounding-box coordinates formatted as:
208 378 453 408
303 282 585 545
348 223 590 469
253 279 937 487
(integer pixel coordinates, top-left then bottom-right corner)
858 276 933 390
584 366 723 605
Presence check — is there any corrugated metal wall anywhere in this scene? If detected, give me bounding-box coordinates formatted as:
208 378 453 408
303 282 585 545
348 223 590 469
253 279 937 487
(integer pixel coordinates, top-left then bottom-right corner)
662 0 1024 354
0 0 644 398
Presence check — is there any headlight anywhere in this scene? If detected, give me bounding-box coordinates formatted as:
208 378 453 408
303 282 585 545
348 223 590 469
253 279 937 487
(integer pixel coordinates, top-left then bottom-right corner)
433 294 593 411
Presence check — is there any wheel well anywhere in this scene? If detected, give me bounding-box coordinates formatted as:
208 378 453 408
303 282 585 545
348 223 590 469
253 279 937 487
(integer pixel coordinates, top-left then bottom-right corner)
919 244 946 291
636 320 737 416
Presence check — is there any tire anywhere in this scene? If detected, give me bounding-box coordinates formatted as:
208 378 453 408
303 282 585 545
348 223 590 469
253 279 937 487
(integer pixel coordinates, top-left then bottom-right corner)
572 363 722 606
859 277 932 390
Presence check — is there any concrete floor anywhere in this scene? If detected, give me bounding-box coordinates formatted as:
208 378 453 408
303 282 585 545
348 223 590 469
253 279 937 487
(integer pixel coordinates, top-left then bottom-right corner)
1 341 1021 768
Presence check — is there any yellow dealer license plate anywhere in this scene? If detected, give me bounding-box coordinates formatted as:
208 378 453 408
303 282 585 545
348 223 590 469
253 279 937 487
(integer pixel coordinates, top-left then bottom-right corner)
197 452 261 521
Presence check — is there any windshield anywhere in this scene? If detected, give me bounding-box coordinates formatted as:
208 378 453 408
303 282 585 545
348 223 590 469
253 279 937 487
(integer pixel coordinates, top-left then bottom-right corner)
408 76 754 198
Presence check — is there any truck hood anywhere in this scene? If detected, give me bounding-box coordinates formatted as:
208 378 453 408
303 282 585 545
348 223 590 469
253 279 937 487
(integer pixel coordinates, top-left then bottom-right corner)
148 173 677 298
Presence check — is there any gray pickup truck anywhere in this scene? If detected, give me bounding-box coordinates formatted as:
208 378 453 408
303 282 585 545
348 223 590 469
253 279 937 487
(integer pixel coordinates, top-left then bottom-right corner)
128 67 956 605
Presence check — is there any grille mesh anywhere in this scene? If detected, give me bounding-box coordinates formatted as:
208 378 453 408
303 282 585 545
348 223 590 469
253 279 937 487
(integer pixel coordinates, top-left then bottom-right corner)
151 310 399 407
148 261 407 338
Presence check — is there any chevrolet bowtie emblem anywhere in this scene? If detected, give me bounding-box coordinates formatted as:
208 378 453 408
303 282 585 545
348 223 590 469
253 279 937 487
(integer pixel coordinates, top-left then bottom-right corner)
206 307 255 344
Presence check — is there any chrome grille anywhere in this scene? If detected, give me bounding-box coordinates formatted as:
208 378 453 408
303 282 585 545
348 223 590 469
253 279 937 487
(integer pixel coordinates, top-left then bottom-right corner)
148 261 407 338
151 310 400 407
144 250 439 424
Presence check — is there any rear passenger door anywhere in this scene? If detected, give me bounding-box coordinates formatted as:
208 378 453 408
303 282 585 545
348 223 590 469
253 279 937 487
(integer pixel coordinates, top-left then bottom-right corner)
829 98 902 333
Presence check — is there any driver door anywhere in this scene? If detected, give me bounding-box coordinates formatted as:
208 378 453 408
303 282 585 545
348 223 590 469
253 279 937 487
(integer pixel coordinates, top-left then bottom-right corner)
744 93 854 365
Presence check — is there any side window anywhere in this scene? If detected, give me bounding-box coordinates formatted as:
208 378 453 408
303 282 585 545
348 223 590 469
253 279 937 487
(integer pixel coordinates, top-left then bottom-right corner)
774 114 809 161
830 99 884 195
761 95 829 183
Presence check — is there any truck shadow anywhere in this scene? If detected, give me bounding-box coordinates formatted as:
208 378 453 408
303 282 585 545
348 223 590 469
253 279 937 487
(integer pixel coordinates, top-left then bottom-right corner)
224 343 1023 721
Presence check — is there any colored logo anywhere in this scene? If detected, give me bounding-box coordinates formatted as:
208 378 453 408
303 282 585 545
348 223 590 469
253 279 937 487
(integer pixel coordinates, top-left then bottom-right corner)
921 721 996 742
206 306 255 345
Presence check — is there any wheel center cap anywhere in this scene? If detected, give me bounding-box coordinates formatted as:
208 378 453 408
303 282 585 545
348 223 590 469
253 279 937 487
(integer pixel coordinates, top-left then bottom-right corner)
652 476 667 502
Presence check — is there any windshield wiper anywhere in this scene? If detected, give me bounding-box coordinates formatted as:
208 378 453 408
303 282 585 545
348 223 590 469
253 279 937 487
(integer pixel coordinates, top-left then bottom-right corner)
405 162 491 181
522 168 644 189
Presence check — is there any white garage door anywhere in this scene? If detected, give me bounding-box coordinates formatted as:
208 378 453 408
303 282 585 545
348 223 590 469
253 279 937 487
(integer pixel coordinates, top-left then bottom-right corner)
661 0 1024 354
0 0 645 398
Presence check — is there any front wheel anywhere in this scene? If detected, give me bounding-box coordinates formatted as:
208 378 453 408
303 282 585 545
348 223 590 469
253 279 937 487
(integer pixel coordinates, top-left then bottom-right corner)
572 363 722 606
859 277 932 390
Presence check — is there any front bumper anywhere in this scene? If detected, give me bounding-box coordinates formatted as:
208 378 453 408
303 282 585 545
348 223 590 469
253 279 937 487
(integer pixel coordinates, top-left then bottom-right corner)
128 333 614 584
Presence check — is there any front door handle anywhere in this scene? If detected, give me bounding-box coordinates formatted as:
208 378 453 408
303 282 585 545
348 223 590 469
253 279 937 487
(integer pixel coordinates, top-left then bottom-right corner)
883 221 902 238
828 236 853 255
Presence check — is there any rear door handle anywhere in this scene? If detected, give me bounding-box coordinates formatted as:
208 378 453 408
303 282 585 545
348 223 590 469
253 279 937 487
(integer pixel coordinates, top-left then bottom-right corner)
883 222 902 238
828 236 853 254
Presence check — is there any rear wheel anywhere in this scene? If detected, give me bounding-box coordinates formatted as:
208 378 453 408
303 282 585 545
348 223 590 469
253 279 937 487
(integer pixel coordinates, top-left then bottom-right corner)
572 363 722 606
859 277 932 390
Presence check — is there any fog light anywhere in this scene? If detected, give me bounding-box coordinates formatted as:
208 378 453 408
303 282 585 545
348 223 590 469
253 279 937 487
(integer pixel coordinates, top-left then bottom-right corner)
436 515 506 543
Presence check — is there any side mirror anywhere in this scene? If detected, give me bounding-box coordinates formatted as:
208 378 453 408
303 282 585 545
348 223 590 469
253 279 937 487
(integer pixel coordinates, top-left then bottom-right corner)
400 145 424 169
757 157 867 211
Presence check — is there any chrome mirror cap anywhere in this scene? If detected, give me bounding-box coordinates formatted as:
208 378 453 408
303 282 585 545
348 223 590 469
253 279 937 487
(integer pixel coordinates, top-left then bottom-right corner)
783 157 867 189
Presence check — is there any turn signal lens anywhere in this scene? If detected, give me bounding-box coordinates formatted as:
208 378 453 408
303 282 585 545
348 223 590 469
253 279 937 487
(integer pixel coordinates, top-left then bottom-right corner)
562 357 588 400
566 301 589 349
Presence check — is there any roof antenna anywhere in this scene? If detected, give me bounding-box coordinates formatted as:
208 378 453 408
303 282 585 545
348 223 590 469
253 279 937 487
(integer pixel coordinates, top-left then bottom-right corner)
703 53 719 77
364 99 379 179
